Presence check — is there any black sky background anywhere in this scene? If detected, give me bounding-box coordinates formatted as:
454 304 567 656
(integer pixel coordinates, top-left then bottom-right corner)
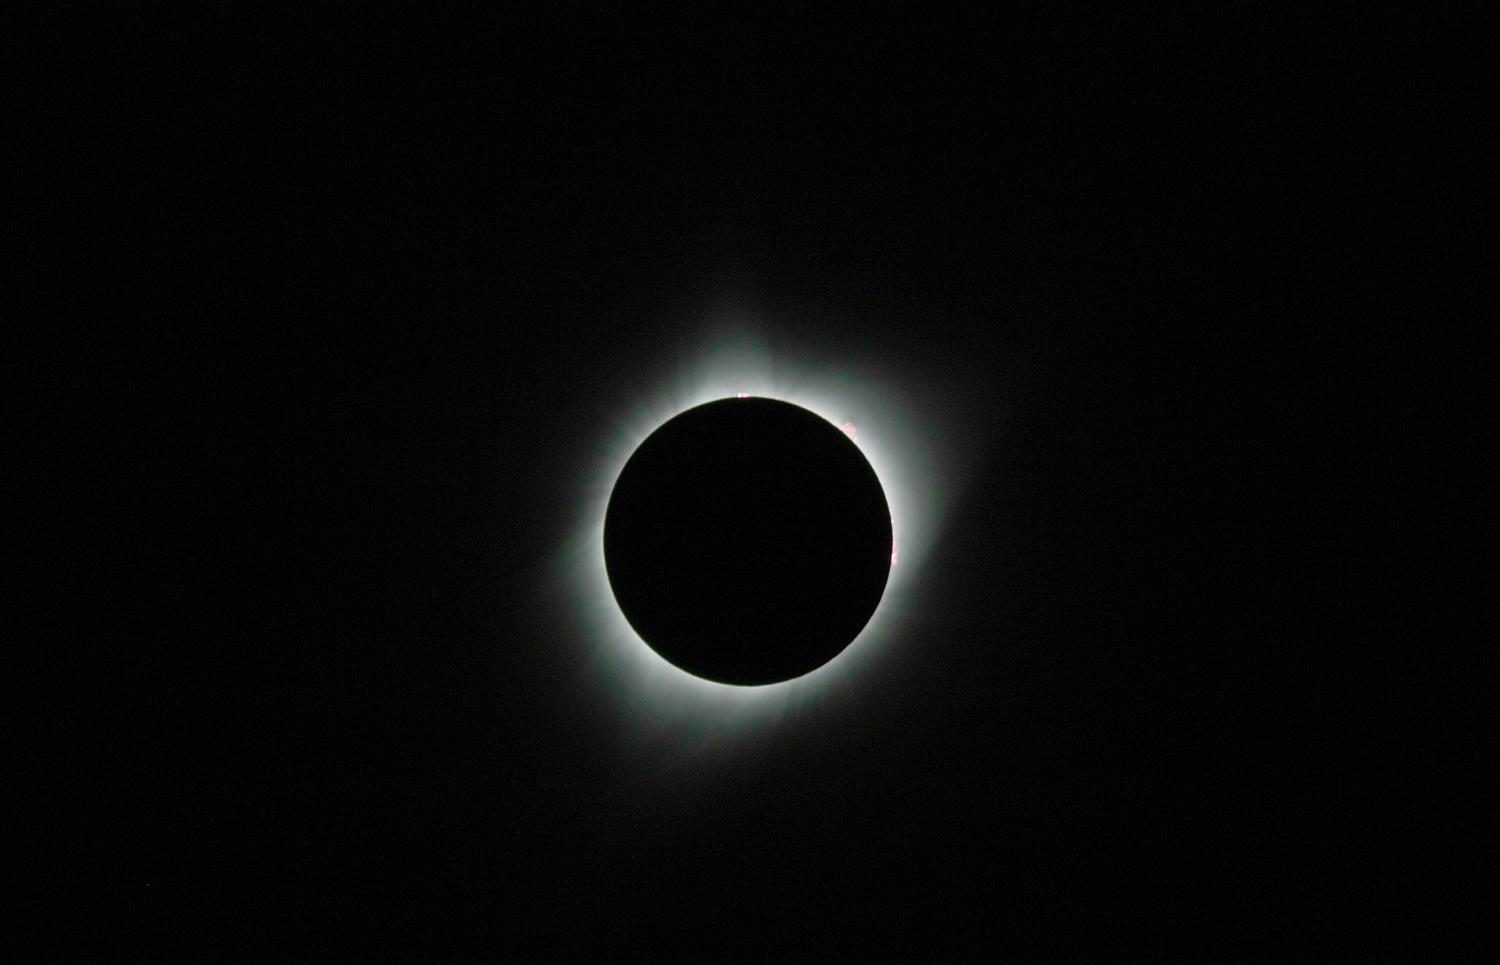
20 2 1471 956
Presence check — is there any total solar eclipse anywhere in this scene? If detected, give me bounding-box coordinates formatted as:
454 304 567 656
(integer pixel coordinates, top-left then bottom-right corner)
604 397 893 686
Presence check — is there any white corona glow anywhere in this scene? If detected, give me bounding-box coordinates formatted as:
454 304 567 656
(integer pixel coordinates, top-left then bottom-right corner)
553 319 949 741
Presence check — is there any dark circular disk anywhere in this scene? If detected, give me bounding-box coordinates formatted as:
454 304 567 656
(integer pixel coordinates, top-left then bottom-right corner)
604 397 893 686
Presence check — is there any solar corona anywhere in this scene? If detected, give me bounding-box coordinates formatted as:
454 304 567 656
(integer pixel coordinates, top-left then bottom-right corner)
561 335 945 732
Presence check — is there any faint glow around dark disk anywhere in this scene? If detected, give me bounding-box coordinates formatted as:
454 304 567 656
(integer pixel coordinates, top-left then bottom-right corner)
555 320 949 736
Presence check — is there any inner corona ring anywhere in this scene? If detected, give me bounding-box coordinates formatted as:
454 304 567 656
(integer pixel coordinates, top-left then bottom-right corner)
603 396 893 686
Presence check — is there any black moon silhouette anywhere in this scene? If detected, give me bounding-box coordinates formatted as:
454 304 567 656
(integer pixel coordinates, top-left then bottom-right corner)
604 397 893 686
